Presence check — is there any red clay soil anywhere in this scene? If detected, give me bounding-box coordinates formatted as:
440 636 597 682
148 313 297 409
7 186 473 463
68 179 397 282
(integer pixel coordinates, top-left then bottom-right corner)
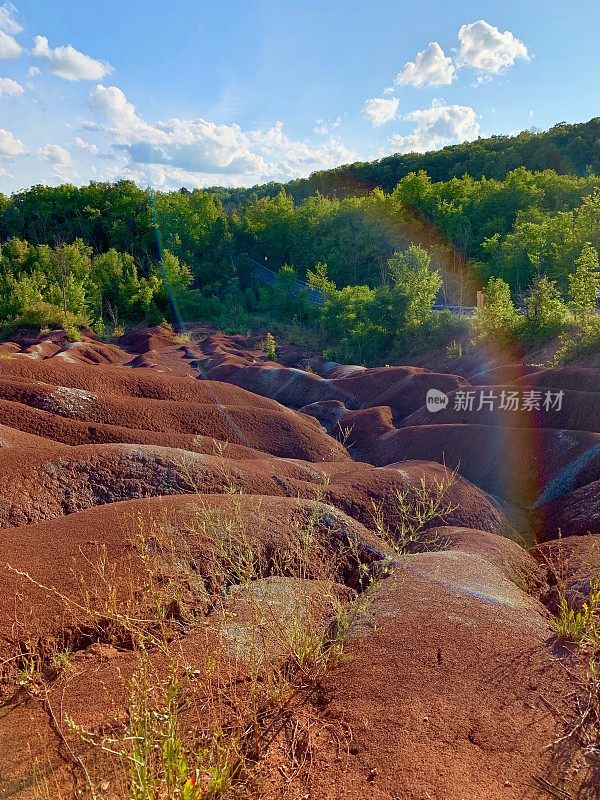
206 360 471 423
537 478 600 540
536 534 600 611
0 493 385 662
355 423 600 506
293 558 580 800
0 443 311 527
323 459 512 537
119 325 183 354
515 366 600 394
0 398 265 457
0 422 55 450
0 326 598 799
0 376 346 462
0 357 281 408
470 362 544 384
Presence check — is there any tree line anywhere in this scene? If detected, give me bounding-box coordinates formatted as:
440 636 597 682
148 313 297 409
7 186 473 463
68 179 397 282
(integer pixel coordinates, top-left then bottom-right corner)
211 117 600 204
2 118 600 363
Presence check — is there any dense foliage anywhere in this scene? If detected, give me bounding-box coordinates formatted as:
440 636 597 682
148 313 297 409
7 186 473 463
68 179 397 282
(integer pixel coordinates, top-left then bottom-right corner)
212 117 600 204
1 118 600 363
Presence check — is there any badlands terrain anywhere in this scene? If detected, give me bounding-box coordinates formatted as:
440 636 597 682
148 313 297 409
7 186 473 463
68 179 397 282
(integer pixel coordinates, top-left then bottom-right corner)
0 324 598 800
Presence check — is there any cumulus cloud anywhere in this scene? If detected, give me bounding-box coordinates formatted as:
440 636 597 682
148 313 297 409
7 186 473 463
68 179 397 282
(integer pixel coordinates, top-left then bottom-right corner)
0 31 20 57
90 84 164 142
27 66 40 77
0 3 21 58
37 143 77 182
0 126 25 156
363 96 399 126
33 35 113 81
391 101 480 154
396 42 455 88
90 84 357 187
251 120 355 174
0 75 22 95
75 135 99 155
37 143 72 165
363 97 400 127
457 20 529 76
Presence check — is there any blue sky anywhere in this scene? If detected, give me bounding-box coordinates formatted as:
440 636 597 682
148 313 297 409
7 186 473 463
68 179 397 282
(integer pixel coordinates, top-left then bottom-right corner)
0 0 598 193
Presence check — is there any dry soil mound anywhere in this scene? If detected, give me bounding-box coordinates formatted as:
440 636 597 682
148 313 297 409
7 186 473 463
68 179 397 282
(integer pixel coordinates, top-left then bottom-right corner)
0 325 595 800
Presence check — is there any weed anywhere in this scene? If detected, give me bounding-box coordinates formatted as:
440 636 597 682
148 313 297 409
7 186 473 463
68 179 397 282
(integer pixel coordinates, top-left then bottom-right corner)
540 542 600 775
446 339 463 360
7 487 383 799
370 471 457 555
263 332 277 361
336 424 355 450
551 580 600 645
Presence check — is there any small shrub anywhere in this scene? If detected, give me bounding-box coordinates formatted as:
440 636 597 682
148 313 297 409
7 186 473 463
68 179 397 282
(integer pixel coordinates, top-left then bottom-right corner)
0 301 85 340
371 472 457 555
446 339 463 359
552 579 600 646
569 242 600 321
263 332 277 361
553 316 600 364
472 277 523 343
390 311 467 361
64 322 82 342
522 275 571 342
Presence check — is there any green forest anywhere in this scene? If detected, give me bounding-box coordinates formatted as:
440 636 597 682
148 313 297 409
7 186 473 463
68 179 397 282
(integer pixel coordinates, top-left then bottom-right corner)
2 117 600 364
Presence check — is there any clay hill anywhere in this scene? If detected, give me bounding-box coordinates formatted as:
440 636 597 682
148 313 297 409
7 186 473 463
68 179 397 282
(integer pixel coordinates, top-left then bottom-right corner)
0 325 598 800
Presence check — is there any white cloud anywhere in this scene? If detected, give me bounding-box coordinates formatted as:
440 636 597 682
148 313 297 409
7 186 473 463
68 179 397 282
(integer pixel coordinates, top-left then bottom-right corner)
0 127 25 156
396 42 455 88
37 143 72 165
313 116 341 135
75 135 99 155
457 20 529 76
250 120 355 175
90 84 357 187
32 35 113 81
0 29 20 58
391 101 480 154
90 84 163 142
27 66 40 78
0 3 21 58
0 75 22 95
0 3 21 35
81 119 105 131
37 143 78 182
363 96 399 126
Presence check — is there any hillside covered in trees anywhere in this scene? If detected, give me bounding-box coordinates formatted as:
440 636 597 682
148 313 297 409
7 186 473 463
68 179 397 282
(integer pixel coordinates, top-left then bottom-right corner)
2 117 600 364
213 117 600 205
